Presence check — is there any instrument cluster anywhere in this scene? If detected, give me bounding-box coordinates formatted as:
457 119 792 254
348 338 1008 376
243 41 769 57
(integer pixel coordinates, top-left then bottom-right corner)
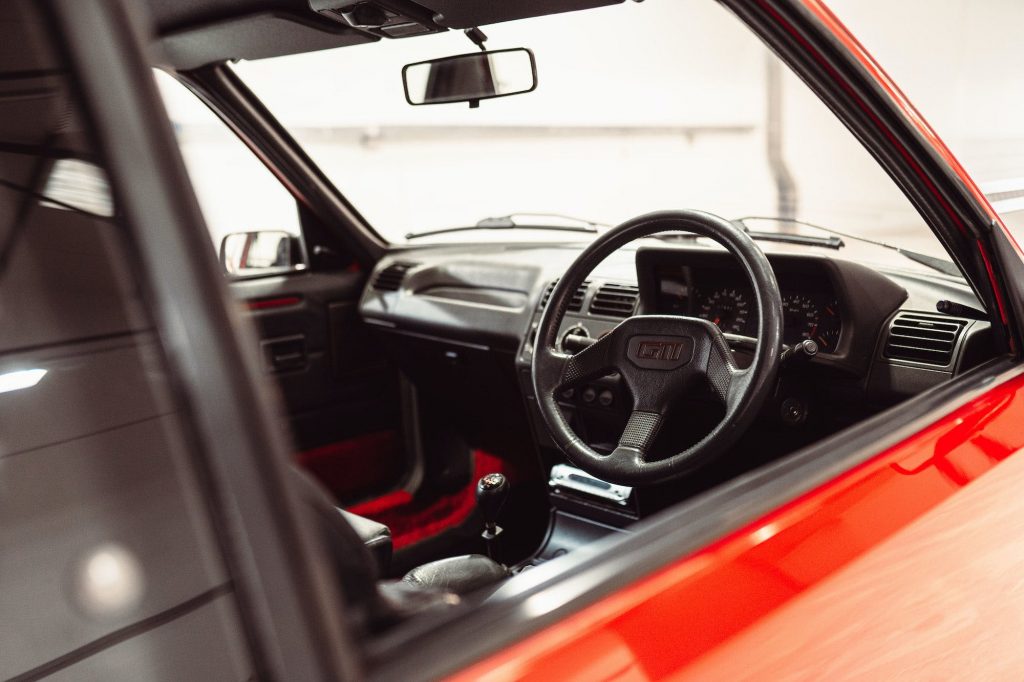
655 268 843 352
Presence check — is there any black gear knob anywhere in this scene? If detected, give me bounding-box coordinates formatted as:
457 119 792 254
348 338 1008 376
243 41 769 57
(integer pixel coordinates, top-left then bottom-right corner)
476 473 509 539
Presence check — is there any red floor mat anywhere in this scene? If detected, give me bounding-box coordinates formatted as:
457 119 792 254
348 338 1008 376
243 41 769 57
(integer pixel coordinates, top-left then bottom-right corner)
296 430 403 502
348 450 507 550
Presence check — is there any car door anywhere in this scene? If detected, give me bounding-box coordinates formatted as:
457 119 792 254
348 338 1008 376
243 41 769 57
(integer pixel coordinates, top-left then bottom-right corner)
157 72 408 504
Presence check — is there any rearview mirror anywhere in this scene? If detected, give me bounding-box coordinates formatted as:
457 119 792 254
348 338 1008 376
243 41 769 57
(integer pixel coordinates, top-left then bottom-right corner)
220 230 305 276
403 48 537 108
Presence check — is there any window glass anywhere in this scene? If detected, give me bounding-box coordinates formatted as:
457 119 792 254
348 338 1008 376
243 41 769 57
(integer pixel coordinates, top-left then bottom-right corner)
813 0 1024 243
0 4 253 677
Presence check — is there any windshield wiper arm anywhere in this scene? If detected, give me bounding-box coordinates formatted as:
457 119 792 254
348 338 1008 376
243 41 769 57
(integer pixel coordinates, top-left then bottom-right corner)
740 229 845 250
405 213 609 240
733 216 962 277
477 212 610 229
650 222 842 249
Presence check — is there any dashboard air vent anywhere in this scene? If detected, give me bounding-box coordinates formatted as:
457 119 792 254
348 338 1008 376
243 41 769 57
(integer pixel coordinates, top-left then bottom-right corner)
539 280 588 312
372 261 417 291
589 283 639 318
883 312 968 366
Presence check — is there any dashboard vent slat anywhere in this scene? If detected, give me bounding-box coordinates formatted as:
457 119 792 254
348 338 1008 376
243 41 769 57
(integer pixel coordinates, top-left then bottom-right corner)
590 283 639 318
372 261 417 291
883 312 968 366
540 280 589 312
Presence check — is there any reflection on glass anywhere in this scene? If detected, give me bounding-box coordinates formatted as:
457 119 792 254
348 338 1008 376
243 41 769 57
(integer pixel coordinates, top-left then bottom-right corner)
41 159 113 217
73 542 145 618
0 368 47 394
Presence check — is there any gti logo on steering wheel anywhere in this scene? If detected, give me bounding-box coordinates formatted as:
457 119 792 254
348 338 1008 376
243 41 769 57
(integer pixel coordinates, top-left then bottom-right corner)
637 340 686 361
627 335 694 370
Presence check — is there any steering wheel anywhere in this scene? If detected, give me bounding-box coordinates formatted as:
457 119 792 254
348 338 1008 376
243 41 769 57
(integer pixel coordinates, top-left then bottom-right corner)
532 210 783 485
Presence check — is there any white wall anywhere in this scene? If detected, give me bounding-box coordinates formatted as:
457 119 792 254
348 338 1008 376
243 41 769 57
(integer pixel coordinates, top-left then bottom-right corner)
826 0 1024 236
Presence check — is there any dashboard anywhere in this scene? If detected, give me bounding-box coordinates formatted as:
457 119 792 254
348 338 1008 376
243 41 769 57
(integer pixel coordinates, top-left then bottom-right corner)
355 238 993 516
360 241 992 450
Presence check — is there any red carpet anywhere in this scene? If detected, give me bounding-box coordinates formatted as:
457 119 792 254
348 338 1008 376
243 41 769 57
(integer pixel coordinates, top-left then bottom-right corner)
348 450 507 549
296 430 404 502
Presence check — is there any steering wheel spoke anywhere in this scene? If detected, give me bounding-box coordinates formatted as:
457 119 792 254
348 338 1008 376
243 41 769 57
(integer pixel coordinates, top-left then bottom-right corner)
610 409 665 464
557 331 619 389
705 336 749 409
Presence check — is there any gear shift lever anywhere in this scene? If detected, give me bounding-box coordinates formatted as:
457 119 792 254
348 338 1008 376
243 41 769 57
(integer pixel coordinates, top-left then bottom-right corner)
476 473 509 559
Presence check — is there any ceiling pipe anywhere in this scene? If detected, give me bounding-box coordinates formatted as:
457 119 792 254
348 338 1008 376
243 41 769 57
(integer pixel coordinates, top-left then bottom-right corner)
766 53 798 224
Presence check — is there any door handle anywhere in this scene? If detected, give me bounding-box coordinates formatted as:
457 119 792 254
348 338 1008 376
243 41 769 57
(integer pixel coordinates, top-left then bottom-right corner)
261 335 307 372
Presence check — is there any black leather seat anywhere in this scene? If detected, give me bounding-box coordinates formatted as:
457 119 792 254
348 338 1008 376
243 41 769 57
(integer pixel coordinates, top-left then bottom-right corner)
290 468 508 631
403 554 508 594
338 509 393 573
337 508 507 596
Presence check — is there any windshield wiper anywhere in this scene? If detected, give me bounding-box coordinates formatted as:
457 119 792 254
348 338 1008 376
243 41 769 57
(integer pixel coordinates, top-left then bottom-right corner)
405 213 610 240
737 227 844 250
733 216 963 277
651 220 842 249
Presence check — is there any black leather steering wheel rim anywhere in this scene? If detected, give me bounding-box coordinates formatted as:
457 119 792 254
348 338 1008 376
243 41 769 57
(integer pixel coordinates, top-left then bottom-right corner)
531 210 783 486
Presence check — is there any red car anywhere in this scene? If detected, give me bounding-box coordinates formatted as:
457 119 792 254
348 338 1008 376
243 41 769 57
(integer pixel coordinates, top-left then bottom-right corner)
3 0 1023 680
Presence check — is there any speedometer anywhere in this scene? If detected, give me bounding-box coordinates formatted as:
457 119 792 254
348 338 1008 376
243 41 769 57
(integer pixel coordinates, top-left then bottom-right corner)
782 294 820 344
782 294 841 352
699 288 752 335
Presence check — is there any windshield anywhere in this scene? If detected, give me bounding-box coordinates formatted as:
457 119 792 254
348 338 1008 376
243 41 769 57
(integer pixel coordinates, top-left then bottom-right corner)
225 1 953 269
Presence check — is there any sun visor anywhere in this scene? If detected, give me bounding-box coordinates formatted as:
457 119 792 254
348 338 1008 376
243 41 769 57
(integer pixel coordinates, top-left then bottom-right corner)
158 12 378 70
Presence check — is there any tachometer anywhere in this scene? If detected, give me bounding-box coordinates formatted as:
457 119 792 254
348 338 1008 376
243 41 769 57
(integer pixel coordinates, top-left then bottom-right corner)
699 288 752 335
